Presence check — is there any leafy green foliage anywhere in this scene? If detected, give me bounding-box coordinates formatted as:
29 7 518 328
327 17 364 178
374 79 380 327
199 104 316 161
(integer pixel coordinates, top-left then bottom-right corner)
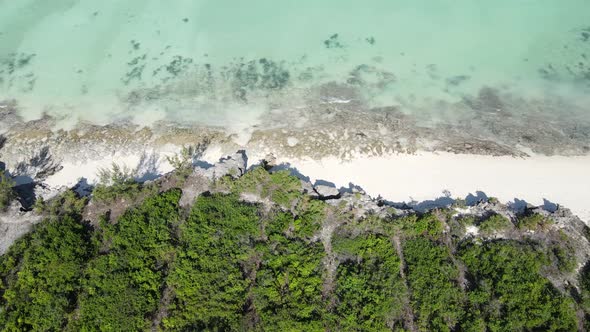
478 214 512 235
395 213 444 239
93 163 140 202
292 198 325 238
0 216 95 331
580 261 590 313
71 190 180 331
331 234 406 331
0 171 586 331
33 189 87 219
166 142 209 182
460 241 577 331
550 231 577 273
252 211 326 331
516 212 553 231
403 238 465 331
220 167 303 208
552 245 577 273
0 172 14 211
164 193 259 331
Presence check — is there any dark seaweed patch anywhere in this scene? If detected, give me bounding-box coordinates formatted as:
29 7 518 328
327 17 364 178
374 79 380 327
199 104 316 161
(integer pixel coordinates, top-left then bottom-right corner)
0 53 37 92
165 56 194 77
122 54 147 85
446 75 470 86
130 40 141 51
324 33 344 49
228 58 291 101
464 86 504 113
347 64 395 89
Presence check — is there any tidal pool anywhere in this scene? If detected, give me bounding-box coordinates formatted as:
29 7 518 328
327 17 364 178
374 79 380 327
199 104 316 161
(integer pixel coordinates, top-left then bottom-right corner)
0 0 589 131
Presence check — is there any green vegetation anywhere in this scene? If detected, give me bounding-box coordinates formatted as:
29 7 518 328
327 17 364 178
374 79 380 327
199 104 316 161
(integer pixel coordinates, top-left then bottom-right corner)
478 213 512 235
0 216 94 331
331 234 406 331
33 189 87 219
218 167 303 208
395 213 444 239
460 241 577 331
164 193 259 331
516 212 553 231
403 238 465 331
0 167 588 331
166 143 208 182
580 262 590 313
93 163 141 202
0 172 14 211
252 211 326 331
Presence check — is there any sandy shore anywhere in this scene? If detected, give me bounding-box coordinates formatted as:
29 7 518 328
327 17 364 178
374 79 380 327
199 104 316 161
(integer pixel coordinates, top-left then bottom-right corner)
42 148 590 223
265 152 590 223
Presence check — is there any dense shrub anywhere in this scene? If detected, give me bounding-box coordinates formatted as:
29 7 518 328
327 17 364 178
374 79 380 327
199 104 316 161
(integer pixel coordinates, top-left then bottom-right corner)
516 212 553 231
478 214 512 235
252 211 326 331
92 163 141 202
403 238 465 331
460 241 577 331
0 216 94 331
164 193 260 331
0 169 586 330
0 172 14 211
71 190 180 331
331 234 406 331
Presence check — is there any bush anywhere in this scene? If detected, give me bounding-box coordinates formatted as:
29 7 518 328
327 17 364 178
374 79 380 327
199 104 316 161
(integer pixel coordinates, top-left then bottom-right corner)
0 216 95 331
0 172 15 211
72 190 181 331
395 214 444 239
581 262 590 313
219 167 304 208
331 234 406 330
92 163 140 202
164 193 259 331
403 238 465 331
34 190 87 219
478 214 512 235
166 142 209 181
251 205 328 330
0 173 588 330
516 213 553 231
460 241 577 331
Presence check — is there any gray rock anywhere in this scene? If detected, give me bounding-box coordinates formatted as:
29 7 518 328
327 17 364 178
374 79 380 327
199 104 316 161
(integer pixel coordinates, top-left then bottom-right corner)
195 150 247 180
0 201 42 255
301 180 318 198
314 185 340 199
179 174 210 208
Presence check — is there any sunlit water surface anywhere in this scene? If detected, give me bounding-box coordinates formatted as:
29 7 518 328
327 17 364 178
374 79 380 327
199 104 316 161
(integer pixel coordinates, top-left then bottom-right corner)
1 0 589 130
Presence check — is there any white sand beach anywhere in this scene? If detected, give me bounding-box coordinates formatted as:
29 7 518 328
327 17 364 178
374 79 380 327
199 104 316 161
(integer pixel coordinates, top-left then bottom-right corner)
43 148 590 223
271 152 590 223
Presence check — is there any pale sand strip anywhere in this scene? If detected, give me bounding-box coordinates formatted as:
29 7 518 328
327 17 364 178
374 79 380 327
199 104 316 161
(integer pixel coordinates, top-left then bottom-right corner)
270 152 590 223
44 149 590 223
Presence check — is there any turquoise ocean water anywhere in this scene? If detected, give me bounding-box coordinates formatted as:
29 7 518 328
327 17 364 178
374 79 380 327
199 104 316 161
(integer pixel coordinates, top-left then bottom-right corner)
0 0 589 128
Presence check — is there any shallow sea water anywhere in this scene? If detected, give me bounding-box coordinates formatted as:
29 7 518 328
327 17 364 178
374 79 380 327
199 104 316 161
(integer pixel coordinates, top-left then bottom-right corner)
1 0 589 129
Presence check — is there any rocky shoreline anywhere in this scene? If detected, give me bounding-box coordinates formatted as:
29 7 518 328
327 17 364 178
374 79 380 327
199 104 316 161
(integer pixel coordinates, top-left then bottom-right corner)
2 150 590 295
2 77 590 178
